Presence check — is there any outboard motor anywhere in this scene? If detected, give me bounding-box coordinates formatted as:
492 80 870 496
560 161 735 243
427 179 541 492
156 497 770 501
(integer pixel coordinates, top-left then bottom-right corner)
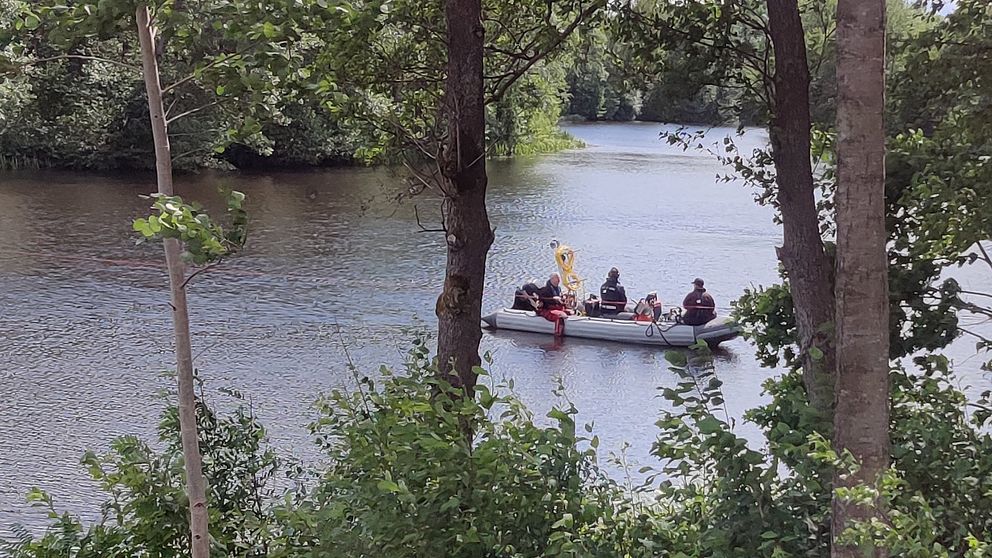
646 292 663 321
634 292 663 321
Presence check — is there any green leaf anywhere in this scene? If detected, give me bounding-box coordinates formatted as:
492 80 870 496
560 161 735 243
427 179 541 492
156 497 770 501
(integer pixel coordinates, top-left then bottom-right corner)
25 487 50 504
551 513 574 529
665 350 688 368
440 496 460 512
0 53 20 76
695 415 722 435
376 479 400 493
22 13 41 30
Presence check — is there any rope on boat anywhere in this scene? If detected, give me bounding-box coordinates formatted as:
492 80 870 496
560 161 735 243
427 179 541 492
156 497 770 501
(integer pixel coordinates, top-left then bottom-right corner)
645 317 680 345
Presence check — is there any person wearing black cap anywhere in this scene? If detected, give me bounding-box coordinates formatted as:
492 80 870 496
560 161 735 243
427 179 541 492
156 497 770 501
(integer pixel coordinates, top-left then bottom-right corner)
682 278 716 326
599 267 627 315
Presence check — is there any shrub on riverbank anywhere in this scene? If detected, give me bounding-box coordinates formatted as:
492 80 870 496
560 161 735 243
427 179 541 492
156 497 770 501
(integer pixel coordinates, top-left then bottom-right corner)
6 342 992 557
0 49 578 173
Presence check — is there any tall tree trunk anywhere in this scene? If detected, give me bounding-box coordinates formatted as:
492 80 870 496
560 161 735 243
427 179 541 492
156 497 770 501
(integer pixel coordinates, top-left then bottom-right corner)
766 0 837 421
832 0 889 555
435 0 494 392
136 6 210 557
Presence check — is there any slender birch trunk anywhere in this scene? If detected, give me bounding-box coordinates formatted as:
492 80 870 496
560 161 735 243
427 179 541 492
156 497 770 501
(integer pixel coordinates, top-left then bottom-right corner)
136 6 210 557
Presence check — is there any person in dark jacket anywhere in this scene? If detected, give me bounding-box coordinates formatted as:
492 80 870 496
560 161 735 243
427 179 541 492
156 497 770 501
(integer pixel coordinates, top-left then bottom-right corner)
599 267 627 315
537 273 563 308
682 278 717 326
512 282 541 310
536 273 572 326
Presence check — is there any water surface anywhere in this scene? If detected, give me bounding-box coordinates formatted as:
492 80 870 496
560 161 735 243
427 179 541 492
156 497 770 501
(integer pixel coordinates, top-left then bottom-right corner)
1 122 986 532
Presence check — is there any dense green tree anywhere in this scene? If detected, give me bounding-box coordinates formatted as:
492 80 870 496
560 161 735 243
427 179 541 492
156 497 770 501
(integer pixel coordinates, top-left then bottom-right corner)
562 28 642 122
0 0 595 171
309 0 603 388
0 0 334 171
488 57 578 156
564 29 609 119
888 0 992 367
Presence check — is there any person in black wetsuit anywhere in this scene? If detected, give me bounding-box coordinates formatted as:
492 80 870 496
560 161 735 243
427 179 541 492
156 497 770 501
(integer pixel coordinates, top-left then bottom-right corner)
682 278 717 326
512 282 541 310
599 267 627 315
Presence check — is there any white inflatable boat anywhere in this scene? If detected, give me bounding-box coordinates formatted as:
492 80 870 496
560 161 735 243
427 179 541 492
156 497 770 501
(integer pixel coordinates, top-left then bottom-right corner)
481 308 740 348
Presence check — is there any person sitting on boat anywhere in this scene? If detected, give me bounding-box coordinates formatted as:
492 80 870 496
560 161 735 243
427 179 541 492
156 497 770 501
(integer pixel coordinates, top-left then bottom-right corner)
538 273 563 306
512 282 541 311
599 267 627 315
537 273 571 322
682 278 717 326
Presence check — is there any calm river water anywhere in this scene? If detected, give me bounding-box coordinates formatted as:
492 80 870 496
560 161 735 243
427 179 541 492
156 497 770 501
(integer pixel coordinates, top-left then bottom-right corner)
1 122 987 533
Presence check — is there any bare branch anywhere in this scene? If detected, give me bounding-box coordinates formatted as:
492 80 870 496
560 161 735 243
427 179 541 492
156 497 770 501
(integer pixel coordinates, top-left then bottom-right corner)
487 0 606 103
402 159 441 194
172 147 211 163
958 326 992 344
953 298 992 320
165 96 180 118
378 76 445 85
976 241 992 273
960 289 992 300
19 55 141 72
162 41 263 94
166 98 228 124
485 44 536 59
169 128 226 138
180 260 223 290
414 205 447 233
192 340 223 363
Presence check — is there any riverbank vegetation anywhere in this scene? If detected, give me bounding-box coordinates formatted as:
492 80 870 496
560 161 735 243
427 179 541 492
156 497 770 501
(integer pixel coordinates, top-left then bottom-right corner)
0 0 586 171
3 0 992 556
6 344 992 557
0 0 939 172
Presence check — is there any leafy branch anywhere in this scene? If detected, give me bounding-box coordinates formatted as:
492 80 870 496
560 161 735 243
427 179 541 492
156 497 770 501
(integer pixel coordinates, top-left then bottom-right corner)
133 190 248 266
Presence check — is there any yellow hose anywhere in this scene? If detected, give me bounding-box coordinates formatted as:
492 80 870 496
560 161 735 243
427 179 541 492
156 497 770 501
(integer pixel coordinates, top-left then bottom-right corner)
554 243 584 293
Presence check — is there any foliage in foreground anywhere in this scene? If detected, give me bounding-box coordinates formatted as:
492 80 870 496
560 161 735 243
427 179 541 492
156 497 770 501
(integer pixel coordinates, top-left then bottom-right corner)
3 400 281 557
284 341 638 557
6 342 992 557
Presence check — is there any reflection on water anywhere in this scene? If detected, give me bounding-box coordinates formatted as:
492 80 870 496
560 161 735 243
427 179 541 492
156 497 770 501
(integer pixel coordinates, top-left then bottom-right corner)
1 122 987 533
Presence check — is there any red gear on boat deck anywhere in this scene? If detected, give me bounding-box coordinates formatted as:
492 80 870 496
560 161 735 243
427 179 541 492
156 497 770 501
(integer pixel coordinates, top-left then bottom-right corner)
538 307 570 336
539 308 570 322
